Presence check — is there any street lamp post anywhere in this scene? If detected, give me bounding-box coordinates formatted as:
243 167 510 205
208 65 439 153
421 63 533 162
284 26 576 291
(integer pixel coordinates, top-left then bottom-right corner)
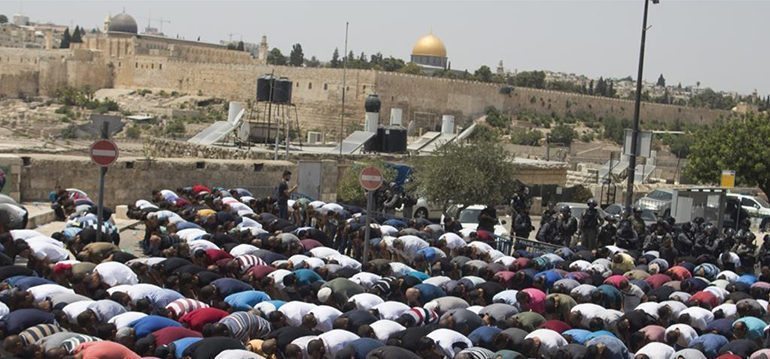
625 0 659 208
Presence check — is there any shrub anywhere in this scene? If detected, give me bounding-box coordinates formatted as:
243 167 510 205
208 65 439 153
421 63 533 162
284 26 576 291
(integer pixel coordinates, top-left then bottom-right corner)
510 129 544 146
164 120 186 136
60 124 77 139
549 124 576 146
126 125 141 139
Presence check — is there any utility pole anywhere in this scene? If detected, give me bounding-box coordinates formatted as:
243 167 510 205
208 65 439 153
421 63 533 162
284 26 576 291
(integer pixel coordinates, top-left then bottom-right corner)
625 0 659 208
338 21 349 156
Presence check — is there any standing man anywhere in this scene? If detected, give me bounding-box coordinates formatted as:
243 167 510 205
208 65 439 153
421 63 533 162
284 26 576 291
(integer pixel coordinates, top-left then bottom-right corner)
277 170 297 220
580 199 603 250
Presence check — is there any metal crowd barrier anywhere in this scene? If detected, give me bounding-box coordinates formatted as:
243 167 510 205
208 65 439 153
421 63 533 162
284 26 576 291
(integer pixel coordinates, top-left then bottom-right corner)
495 235 561 255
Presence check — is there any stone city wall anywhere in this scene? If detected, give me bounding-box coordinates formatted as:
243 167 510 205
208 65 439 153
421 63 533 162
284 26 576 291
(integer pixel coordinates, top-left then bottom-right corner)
18 154 295 207
375 72 729 129
0 48 112 98
0 47 728 135
116 57 377 139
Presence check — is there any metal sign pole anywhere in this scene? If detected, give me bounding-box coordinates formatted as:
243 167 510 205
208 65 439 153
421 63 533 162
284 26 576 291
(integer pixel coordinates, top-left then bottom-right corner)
363 190 373 265
96 121 109 243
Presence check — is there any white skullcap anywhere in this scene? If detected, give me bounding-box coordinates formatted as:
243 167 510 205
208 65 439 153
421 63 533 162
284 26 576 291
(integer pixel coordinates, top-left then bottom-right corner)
317 287 333 303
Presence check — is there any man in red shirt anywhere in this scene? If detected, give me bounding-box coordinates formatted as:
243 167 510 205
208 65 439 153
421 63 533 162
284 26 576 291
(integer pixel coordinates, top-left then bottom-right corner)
179 307 229 332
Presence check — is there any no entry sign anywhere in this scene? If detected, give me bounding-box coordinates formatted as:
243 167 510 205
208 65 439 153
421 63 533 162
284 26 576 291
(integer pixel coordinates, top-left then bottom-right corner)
90 139 119 167
359 166 383 191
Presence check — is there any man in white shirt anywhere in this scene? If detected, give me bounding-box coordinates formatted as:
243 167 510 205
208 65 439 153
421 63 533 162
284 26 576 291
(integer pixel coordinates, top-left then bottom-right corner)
425 328 473 359
307 329 359 359
302 305 342 331
88 262 139 289
523 329 568 358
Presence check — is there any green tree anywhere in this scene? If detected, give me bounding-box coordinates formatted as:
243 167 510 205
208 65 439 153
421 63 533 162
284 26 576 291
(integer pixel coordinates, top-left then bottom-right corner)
595 77 607 96
602 116 631 144
380 57 406 72
289 43 304 66
549 124 576 146
0 15 8 24
688 88 736 110
685 113 770 197
513 71 546 89
60 28 71 49
398 62 422 75
236 41 245 51
474 65 493 82
664 134 692 158
412 140 519 208
330 48 340 68
656 74 666 87
71 26 82 43
305 56 321 68
267 48 287 65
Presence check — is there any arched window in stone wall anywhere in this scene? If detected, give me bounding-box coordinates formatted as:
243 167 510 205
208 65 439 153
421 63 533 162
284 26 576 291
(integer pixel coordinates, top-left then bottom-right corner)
324 84 328 90
308 82 312 90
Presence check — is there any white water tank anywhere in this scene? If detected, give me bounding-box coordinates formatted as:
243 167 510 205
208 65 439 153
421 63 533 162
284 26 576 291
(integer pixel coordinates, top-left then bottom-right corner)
441 115 455 134
390 108 403 126
228 101 245 124
364 112 379 132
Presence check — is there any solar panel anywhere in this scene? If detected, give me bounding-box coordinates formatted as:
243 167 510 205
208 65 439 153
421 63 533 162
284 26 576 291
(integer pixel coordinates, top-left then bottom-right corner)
455 123 477 142
407 131 441 151
188 121 236 145
419 133 457 153
330 131 377 154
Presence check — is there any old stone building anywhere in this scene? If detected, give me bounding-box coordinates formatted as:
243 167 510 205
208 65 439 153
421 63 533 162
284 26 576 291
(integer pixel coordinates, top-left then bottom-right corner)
72 12 265 65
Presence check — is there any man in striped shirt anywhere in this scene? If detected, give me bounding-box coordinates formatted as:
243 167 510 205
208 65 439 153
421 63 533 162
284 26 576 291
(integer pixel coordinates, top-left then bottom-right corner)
224 254 267 277
204 311 272 343
165 298 210 320
3 323 64 356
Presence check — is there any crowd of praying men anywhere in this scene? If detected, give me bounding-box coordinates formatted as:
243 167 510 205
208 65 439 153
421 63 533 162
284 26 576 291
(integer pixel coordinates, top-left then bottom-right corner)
0 181 770 359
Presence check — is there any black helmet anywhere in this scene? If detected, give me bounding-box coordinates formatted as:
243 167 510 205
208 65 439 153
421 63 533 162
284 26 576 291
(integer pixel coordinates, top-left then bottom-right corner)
587 198 597 208
559 205 571 214
633 206 642 214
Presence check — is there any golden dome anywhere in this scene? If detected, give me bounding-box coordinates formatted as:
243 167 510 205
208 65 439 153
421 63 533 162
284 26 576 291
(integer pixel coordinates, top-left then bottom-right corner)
411 33 447 58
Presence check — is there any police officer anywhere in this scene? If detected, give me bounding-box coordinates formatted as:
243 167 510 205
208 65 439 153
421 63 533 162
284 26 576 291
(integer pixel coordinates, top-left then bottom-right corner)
556 205 578 247
580 199 603 250
513 202 534 240
631 207 646 238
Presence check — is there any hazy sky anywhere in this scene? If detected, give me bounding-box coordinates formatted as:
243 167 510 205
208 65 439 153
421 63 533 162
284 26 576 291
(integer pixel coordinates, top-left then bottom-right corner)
3 1 768 94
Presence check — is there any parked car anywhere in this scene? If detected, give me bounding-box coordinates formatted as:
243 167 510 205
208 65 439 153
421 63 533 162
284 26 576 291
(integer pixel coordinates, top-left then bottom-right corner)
634 189 673 217
726 193 770 218
603 203 657 226
442 204 509 238
393 196 444 220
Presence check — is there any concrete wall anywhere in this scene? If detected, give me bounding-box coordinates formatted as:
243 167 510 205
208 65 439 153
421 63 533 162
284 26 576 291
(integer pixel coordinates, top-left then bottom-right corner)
18 154 296 207
0 155 22 201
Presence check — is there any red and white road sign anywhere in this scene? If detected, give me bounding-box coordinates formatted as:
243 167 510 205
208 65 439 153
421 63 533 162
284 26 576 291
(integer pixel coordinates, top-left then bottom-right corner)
359 166 383 191
89 139 119 167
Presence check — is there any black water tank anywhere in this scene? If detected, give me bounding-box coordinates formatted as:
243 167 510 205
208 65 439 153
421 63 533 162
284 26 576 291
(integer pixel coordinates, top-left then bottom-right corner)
376 126 387 152
273 77 293 104
384 126 407 153
256 75 274 102
365 93 381 113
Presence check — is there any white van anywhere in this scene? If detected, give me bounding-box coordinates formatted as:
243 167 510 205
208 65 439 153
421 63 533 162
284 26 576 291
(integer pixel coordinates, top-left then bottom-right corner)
726 193 770 218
